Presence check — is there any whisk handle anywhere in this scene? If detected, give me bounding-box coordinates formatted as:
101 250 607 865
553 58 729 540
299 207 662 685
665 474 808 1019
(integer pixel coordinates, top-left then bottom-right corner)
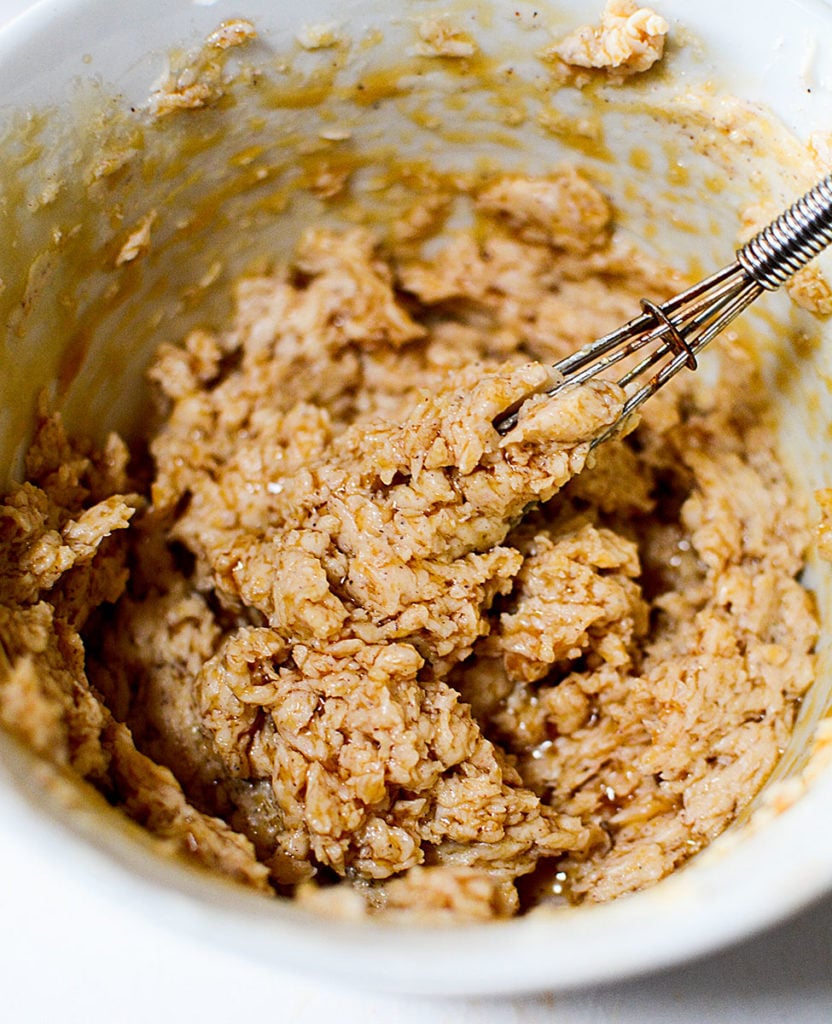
737 172 832 290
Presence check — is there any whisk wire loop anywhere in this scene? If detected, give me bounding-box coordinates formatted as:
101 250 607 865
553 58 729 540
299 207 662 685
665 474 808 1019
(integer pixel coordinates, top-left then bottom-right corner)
638 299 697 371
494 172 832 444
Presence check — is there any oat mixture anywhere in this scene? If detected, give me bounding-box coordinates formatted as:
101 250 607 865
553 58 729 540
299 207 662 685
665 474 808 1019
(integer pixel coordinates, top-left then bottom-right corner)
546 0 668 80
0 157 818 920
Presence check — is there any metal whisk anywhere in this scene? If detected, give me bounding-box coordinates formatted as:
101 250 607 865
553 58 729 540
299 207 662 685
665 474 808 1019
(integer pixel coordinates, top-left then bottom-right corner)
496 172 832 445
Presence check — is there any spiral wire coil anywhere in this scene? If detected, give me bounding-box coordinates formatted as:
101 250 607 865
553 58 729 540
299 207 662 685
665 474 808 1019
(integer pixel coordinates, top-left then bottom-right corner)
739 173 832 290
495 172 832 445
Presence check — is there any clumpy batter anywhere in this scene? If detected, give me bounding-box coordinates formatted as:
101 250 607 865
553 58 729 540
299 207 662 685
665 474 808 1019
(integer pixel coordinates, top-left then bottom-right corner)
0 166 818 920
545 0 668 80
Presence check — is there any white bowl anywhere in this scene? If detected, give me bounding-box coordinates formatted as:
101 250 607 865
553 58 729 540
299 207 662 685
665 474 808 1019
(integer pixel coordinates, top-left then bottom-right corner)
1 0 832 996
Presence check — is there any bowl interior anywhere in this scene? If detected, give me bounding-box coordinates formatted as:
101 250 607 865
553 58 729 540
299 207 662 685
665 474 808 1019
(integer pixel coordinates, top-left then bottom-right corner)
0 0 831 994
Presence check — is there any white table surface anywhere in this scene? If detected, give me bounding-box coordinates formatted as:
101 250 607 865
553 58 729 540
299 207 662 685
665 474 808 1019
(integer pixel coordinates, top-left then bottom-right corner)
1 1 831 1020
